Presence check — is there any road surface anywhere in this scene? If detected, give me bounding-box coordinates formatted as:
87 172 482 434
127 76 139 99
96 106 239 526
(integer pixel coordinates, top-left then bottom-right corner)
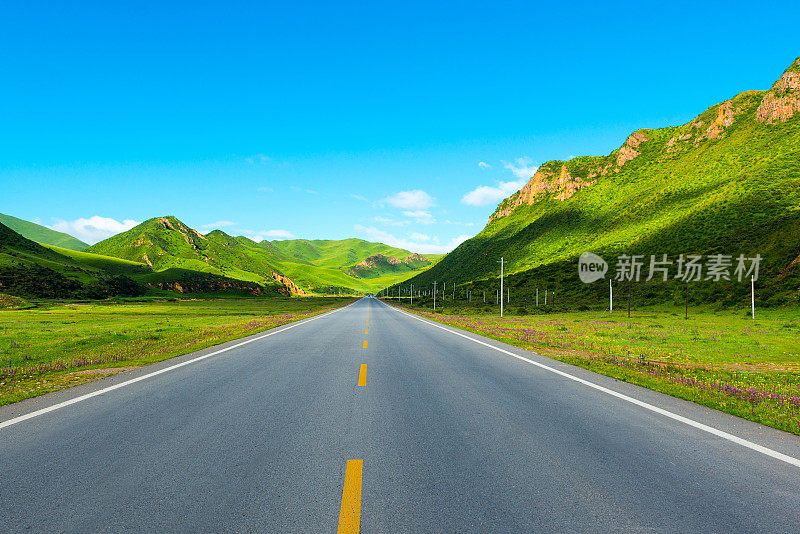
2 297 799 532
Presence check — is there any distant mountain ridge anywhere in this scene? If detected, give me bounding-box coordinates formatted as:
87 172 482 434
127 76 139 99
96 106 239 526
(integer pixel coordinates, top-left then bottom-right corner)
347 253 433 279
0 213 88 251
84 216 441 294
398 57 800 308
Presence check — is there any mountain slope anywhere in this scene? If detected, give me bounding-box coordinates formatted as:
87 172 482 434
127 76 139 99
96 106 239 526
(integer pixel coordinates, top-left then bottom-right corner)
266 238 442 292
268 238 439 269
0 213 88 251
0 222 145 298
347 253 434 279
85 217 444 295
85 216 289 289
400 57 800 307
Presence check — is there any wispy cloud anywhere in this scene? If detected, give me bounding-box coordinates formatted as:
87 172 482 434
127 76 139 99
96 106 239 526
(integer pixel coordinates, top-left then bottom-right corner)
242 229 297 241
502 157 539 179
354 225 471 254
201 220 236 229
257 186 274 193
384 189 435 210
402 210 435 225
49 216 139 245
245 154 272 165
461 179 526 206
351 194 370 203
410 232 431 242
291 186 319 195
373 216 409 227
478 161 491 169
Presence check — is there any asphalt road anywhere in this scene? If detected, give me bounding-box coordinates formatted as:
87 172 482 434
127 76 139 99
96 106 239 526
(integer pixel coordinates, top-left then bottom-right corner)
2 297 800 533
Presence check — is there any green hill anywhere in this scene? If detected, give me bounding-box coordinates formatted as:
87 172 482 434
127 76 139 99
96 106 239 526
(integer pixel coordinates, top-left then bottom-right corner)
268 238 440 269
84 216 288 290
346 253 434 279
396 57 800 308
0 222 145 298
0 213 88 251
84 216 440 295
266 238 442 293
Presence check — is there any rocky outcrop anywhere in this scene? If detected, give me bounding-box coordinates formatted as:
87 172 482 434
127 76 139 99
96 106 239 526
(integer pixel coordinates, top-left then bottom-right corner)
489 163 595 222
705 100 736 139
403 253 431 266
158 216 207 246
615 131 649 168
756 57 800 124
271 272 308 296
664 99 743 155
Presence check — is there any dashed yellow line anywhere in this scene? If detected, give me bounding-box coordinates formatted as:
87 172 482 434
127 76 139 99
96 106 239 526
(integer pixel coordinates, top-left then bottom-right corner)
337 459 363 533
365 329 368 334
357 364 367 386
363 340 368 349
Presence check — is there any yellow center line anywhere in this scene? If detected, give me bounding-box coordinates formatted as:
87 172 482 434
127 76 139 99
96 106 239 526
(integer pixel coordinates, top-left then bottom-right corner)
363 340 368 349
357 363 367 386
337 459 363 533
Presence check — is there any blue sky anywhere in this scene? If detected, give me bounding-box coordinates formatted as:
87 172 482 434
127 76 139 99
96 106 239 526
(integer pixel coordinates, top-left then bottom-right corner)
2 1 798 252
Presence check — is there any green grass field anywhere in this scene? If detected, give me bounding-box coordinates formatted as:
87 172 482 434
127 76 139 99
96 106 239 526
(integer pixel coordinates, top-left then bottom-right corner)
387 299 800 435
0 296 354 406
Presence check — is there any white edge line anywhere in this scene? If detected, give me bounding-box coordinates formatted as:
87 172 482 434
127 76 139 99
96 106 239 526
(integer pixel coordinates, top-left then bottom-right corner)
388 302 800 469
0 303 353 431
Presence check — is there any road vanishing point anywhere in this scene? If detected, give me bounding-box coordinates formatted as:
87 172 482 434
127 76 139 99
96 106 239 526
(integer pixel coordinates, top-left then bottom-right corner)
2 298 800 532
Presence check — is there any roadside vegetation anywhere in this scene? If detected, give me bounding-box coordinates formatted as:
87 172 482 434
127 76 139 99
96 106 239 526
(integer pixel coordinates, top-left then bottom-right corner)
0 296 354 406
386 297 800 436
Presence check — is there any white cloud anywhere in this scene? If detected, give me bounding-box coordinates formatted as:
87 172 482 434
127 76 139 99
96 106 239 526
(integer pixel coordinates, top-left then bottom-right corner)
351 194 370 203
257 186 274 193
502 157 539 179
245 154 271 164
402 210 435 225
354 225 471 254
384 189 435 210
461 179 526 206
49 216 140 245
261 229 296 240
410 232 431 241
241 229 296 241
373 216 408 227
478 161 491 169
201 220 236 229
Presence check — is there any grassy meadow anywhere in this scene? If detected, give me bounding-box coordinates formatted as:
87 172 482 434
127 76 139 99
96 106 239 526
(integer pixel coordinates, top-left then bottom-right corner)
0 296 354 406
387 298 800 435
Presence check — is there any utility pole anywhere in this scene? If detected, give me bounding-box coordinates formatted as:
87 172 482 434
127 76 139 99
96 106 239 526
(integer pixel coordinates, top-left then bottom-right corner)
751 275 755 320
483 291 486 303
410 283 413 305
609 279 613 312
544 289 547 306
497 256 506 318
536 288 539 307
433 281 437 311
